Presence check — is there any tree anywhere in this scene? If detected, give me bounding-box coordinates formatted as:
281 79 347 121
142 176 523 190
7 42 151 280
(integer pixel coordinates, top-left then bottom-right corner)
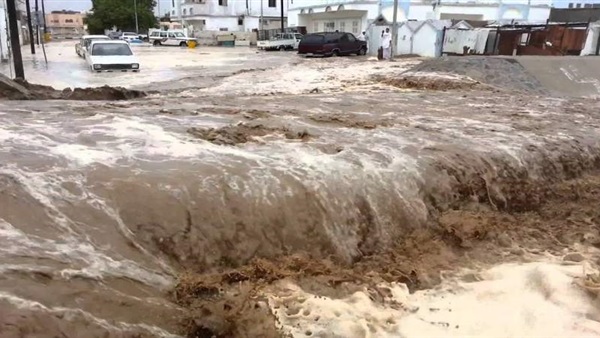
85 0 158 34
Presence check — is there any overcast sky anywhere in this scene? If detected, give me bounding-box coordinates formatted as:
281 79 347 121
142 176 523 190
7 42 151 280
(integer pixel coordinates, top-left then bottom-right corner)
44 0 173 16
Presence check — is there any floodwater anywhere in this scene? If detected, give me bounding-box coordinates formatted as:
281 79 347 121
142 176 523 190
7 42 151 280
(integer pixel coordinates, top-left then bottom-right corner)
2 44 600 337
0 41 292 90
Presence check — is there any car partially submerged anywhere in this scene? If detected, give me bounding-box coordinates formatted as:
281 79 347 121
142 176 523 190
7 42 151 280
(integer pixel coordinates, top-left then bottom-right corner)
86 40 140 72
149 29 197 46
75 35 111 58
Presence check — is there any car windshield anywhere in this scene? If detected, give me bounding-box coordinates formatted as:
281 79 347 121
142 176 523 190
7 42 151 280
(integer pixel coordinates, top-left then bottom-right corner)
85 37 109 47
91 43 133 56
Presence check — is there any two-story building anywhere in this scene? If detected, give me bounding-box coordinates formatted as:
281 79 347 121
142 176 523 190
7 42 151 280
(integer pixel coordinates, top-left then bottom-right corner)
45 10 86 39
172 0 289 32
287 0 555 35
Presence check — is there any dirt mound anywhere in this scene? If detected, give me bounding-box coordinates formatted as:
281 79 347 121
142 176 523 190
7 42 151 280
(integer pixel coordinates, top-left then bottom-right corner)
0 75 145 100
374 74 482 91
409 57 549 95
188 123 312 145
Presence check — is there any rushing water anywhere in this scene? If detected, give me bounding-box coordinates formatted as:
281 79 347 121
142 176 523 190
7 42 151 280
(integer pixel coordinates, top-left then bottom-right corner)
2 55 600 336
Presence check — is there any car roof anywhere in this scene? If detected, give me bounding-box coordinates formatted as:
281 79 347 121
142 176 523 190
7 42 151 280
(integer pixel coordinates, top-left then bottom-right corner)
82 35 109 39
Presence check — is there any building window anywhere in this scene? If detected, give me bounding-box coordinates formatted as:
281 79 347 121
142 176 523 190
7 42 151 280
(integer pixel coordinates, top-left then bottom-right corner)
339 21 345 32
219 0 227 6
219 27 228 31
190 8 194 15
325 21 335 32
352 20 359 34
568 2 574 7
313 21 318 32
269 0 276 7
238 17 244 25
576 3 582 7
183 8 187 15
65 19 73 23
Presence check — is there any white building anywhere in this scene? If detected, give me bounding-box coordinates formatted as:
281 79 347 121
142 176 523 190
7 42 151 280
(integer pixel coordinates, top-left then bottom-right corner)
287 0 554 35
172 0 289 32
0 0 29 62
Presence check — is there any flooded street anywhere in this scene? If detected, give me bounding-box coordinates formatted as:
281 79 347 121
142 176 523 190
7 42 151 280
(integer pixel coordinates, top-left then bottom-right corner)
2 42 600 337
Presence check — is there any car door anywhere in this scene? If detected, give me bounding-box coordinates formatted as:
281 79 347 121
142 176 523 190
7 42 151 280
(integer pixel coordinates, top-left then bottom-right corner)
338 33 351 54
168 32 177 46
344 33 360 53
160 31 168 45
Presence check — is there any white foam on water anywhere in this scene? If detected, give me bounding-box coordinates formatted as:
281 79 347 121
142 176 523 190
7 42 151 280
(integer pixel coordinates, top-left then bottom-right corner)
270 261 600 338
0 291 182 338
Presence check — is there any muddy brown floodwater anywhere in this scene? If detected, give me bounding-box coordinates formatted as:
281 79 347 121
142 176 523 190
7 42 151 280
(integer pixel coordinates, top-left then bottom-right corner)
1 55 600 338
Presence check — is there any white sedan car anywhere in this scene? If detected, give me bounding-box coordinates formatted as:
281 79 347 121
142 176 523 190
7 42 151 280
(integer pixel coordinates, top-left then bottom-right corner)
86 40 140 72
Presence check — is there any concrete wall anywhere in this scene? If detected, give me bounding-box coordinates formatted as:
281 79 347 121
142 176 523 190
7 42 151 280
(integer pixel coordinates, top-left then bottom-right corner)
413 23 443 57
193 30 257 45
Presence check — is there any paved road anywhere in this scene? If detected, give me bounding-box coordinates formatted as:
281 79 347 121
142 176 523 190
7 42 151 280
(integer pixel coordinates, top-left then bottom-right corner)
516 56 600 98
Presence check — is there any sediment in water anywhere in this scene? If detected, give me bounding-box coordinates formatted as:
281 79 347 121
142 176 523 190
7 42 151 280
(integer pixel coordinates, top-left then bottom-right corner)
172 112 600 336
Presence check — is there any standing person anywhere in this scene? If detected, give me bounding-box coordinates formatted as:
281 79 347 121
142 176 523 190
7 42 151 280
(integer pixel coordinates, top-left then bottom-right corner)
381 27 392 60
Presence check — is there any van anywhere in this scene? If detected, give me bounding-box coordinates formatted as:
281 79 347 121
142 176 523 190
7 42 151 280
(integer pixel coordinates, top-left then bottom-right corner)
148 29 198 47
298 32 367 57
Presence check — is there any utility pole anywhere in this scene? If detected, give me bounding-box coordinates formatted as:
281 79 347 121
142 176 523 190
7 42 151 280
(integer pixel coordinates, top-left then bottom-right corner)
7 0 25 78
260 0 263 31
280 0 284 31
25 0 36 54
35 0 39 45
41 0 47 35
391 0 398 60
134 0 139 33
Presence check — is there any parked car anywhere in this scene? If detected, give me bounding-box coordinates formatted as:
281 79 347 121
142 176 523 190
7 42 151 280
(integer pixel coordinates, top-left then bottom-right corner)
257 33 303 51
107 31 122 40
149 29 197 46
86 40 140 72
121 32 143 43
298 32 367 57
75 35 110 58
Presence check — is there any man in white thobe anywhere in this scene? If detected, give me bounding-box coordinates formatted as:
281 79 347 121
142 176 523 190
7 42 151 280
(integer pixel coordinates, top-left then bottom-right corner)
381 27 392 60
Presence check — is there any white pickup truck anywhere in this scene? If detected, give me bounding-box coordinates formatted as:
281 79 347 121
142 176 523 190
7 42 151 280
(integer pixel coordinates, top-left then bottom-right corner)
257 33 303 51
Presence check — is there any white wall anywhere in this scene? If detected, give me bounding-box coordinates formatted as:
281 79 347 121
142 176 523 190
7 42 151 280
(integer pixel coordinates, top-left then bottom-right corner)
413 24 441 57
408 5 435 21
438 5 497 20
181 0 288 19
0 8 8 61
528 7 551 22
581 23 600 56
397 24 414 54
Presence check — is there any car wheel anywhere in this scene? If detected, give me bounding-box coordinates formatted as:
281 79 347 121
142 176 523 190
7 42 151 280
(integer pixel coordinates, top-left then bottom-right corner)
153 40 161 46
358 47 367 56
278 45 284 51
332 49 340 57
180 41 188 47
